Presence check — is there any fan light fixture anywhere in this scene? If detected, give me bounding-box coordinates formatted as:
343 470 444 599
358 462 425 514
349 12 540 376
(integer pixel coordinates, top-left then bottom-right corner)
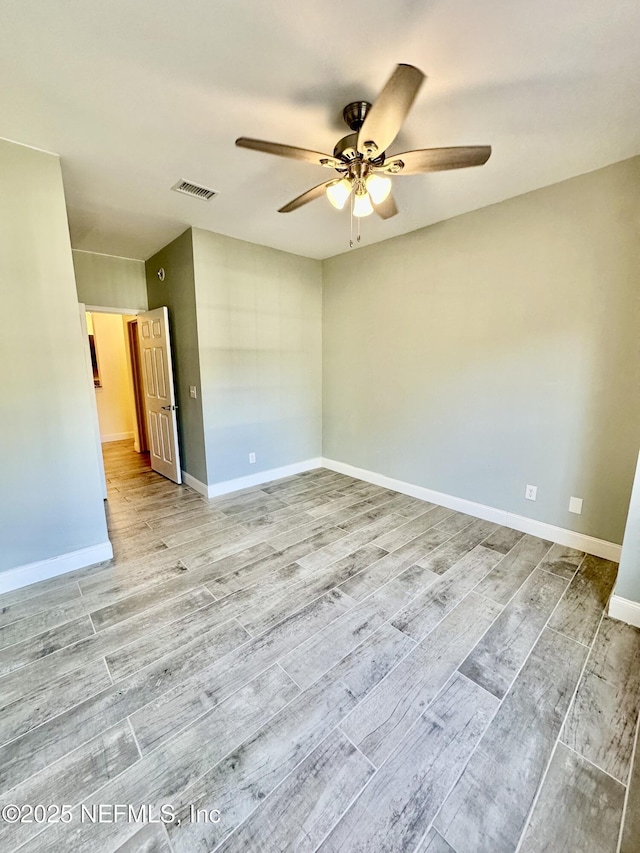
353 189 374 218
365 173 392 205
326 173 391 216
236 62 492 247
326 178 352 210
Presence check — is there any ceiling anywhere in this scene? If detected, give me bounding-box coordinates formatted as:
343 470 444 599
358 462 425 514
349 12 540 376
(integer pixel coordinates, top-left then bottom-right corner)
2 0 640 261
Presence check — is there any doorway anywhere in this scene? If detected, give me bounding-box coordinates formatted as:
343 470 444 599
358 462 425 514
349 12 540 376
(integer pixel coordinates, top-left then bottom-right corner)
80 303 183 496
86 310 148 451
81 306 150 493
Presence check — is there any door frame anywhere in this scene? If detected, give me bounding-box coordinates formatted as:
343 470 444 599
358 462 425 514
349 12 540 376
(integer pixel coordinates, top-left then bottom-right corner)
78 304 107 499
126 319 149 453
79 304 147 480
84 304 144 316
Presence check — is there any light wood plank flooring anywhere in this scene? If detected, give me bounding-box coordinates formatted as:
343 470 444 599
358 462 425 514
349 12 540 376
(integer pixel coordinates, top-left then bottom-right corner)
0 440 638 852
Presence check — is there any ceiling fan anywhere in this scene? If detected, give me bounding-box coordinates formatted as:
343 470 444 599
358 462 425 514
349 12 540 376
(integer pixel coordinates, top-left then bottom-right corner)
236 64 491 223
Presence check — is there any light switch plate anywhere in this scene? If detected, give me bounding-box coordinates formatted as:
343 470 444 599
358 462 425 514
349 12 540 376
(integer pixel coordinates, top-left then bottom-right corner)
189 386 197 398
569 496 583 514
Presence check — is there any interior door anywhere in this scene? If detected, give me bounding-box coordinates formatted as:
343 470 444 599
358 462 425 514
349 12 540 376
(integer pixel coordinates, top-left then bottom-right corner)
137 307 182 484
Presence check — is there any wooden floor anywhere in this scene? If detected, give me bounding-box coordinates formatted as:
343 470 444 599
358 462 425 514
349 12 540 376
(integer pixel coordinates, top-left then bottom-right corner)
1 440 639 853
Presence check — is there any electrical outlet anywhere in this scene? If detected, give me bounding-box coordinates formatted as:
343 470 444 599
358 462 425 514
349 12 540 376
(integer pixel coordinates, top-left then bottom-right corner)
249 452 256 464
569 496 583 514
189 385 197 399
525 484 537 501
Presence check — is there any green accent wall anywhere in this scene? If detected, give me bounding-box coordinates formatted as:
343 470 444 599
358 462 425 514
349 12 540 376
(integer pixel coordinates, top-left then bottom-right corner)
191 228 323 485
145 230 208 485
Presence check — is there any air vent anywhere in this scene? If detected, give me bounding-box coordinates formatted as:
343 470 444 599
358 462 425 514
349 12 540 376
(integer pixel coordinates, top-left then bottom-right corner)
171 180 218 201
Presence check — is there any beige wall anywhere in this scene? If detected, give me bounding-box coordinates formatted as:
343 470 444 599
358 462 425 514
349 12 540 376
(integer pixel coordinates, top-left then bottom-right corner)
74 250 147 311
0 139 108 575
323 156 640 545
90 312 136 443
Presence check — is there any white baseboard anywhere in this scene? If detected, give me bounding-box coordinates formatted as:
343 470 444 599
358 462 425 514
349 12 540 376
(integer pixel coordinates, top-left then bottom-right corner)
321 457 621 562
101 432 134 443
181 470 209 498
0 541 114 594
206 458 324 499
501 512 621 562
609 595 640 628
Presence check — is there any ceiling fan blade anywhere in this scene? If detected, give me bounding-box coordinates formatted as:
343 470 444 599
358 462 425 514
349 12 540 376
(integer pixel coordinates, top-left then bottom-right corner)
373 193 398 219
384 146 492 175
357 64 425 158
279 180 334 213
236 137 342 169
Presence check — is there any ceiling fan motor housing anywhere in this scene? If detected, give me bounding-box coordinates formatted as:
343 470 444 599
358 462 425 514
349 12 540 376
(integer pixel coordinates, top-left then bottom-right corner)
333 132 359 162
336 101 377 163
335 101 386 166
342 100 371 131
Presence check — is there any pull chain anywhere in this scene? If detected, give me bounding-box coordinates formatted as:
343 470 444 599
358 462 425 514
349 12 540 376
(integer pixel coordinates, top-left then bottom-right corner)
349 193 362 247
349 194 354 248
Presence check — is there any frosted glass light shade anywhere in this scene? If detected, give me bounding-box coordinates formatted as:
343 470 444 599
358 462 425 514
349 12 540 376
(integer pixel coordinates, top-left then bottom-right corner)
353 191 374 217
365 173 392 204
326 178 352 210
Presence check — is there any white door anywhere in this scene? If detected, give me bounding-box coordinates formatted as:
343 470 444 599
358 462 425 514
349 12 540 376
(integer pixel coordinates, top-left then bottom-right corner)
137 307 182 484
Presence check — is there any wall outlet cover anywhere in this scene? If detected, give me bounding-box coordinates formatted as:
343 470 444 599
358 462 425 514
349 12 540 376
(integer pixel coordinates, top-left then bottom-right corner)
249 452 256 464
525 485 537 501
569 496 583 514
